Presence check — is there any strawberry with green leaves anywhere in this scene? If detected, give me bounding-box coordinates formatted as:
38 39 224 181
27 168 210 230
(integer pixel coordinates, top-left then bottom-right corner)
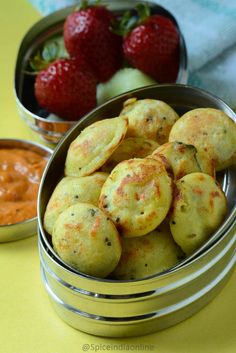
121 4 180 83
30 2 180 121
34 57 97 121
63 1 123 82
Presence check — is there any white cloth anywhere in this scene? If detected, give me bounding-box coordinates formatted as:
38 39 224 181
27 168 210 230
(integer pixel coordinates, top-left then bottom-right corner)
157 0 236 110
28 0 236 109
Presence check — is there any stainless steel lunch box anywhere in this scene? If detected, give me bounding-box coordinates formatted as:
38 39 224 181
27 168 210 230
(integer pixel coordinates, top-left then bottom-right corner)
38 84 236 337
14 0 188 145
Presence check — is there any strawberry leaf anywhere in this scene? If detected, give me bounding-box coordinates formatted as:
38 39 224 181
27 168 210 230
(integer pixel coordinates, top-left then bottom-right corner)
136 3 150 22
112 2 150 36
74 0 101 11
42 41 59 62
29 52 46 72
79 0 89 10
28 36 68 73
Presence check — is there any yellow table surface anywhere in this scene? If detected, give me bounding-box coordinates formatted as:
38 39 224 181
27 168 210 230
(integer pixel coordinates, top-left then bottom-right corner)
0 1 235 352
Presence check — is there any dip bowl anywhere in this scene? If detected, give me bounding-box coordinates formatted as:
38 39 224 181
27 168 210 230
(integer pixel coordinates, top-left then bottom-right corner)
14 0 188 146
38 84 236 337
0 138 52 242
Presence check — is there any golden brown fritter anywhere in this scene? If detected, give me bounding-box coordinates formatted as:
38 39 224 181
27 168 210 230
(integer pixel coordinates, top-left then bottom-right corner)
99 158 173 237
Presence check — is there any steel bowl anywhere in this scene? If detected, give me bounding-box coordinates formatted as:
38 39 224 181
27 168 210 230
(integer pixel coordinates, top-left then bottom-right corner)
0 139 52 242
38 84 236 337
14 0 188 146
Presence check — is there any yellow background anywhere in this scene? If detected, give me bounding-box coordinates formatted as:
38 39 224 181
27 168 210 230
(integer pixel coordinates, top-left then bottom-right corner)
0 1 235 352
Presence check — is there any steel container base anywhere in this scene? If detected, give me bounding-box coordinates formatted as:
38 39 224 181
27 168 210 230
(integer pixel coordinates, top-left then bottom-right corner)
38 225 236 337
37 84 236 337
40 264 234 338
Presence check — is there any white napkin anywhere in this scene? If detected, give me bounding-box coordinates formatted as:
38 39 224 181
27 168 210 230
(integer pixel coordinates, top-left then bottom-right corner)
28 0 236 109
157 0 236 109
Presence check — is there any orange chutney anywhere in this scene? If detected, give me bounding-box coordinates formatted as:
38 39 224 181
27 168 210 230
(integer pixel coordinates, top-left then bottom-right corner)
0 148 47 225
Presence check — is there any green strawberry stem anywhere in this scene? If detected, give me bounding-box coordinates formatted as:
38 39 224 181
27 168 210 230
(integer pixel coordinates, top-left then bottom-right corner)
27 36 68 73
136 3 150 22
75 0 101 11
112 2 150 36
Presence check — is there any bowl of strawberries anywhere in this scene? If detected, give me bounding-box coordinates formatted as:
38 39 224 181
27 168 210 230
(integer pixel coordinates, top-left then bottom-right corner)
14 0 188 145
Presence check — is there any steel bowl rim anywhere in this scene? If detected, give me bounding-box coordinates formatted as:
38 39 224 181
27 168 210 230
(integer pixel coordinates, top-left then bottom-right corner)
0 138 52 229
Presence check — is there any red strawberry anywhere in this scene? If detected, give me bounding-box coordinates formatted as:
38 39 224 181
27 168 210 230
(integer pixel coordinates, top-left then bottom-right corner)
123 15 180 83
34 58 97 121
63 5 123 82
